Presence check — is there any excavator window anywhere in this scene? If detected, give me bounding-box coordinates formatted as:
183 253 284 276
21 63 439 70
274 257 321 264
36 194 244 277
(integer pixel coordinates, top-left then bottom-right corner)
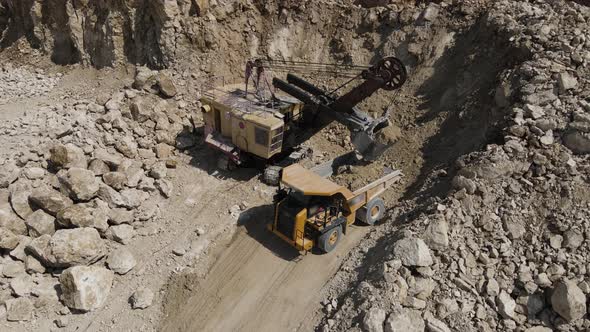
254 126 269 146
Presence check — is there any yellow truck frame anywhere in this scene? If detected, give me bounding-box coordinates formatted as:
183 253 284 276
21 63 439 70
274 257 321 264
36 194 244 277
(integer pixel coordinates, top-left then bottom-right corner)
268 164 402 253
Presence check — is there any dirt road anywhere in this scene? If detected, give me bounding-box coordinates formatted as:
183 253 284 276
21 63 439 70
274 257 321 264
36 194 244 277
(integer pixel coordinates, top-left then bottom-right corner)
161 209 369 332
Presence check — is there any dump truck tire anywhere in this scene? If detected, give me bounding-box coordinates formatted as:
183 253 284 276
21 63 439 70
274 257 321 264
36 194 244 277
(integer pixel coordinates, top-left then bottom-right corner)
356 198 385 225
263 166 282 186
318 226 342 253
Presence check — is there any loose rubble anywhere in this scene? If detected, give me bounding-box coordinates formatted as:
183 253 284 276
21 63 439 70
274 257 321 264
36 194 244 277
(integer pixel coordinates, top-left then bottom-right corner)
319 1 590 332
0 60 191 325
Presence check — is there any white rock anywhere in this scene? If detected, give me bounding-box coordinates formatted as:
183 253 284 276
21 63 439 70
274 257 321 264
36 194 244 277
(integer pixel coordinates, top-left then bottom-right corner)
29 187 73 216
384 309 424 332
131 288 154 309
424 311 450 332
557 72 578 93
551 279 586 322
156 179 173 198
59 266 114 312
524 327 552 332
10 274 33 296
27 228 106 268
0 227 20 249
362 307 386 332
9 236 32 261
25 255 45 274
9 180 34 219
496 290 517 320
25 209 56 237
49 144 87 169
423 218 448 250
0 161 19 188
524 104 545 120
107 247 137 274
486 278 500 297
56 203 108 232
393 237 433 267
5 297 33 321
106 224 136 244
23 167 45 180
58 168 100 201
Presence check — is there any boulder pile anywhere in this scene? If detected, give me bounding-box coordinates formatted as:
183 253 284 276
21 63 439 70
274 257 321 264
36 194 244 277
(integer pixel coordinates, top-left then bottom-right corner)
0 64 61 104
0 68 195 321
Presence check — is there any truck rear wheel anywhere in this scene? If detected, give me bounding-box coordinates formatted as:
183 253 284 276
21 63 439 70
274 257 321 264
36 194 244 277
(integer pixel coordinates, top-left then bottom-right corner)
318 226 342 253
356 198 385 225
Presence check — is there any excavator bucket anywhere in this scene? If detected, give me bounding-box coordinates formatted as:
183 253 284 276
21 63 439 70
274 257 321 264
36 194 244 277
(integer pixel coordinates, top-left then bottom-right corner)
351 116 400 161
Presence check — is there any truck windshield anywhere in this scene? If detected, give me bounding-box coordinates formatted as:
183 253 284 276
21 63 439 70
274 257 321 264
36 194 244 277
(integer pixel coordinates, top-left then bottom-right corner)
285 188 309 206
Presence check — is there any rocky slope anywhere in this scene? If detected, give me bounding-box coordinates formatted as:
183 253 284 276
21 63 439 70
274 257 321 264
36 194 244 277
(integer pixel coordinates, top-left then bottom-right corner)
317 1 590 332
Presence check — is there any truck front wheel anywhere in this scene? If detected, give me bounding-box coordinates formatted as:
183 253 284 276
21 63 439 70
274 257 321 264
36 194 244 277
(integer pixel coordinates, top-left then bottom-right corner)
356 198 385 225
318 226 342 253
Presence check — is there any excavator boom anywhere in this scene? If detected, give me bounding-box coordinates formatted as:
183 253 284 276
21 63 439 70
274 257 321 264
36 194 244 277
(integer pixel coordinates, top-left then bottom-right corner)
266 56 407 159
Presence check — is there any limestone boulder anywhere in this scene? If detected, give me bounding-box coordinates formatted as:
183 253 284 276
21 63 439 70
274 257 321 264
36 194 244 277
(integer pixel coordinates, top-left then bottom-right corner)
392 237 433 267
24 209 56 237
27 228 106 268
59 266 114 312
50 144 87 169
58 168 100 201
56 202 109 232
29 188 73 216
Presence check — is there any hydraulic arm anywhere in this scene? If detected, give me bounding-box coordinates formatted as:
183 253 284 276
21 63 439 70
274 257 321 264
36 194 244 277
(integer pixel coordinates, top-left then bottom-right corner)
253 57 407 159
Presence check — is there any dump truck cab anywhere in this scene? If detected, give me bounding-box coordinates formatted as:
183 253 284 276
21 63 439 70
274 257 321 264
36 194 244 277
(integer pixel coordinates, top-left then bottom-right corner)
270 164 356 252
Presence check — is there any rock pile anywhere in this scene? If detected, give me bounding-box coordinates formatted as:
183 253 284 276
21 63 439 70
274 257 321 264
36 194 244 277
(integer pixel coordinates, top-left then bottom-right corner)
0 69 194 321
321 1 590 332
0 64 60 104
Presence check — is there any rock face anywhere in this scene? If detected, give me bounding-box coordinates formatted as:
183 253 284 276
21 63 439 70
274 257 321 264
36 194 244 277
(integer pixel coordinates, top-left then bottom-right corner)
392 237 433 267
27 228 106 267
59 168 100 201
551 280 587 322
59 266 114 312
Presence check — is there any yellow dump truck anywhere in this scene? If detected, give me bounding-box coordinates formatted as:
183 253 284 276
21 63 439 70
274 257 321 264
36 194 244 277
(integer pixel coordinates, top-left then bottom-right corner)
268 164 402 253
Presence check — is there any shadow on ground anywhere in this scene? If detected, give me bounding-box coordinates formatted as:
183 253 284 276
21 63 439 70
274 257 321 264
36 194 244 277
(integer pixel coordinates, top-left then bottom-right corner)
237 203 302 261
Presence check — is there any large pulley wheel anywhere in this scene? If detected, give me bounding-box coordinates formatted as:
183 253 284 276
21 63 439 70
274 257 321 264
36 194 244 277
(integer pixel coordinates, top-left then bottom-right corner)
375 56 407 91
356 197 386 225
318 225 342 254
